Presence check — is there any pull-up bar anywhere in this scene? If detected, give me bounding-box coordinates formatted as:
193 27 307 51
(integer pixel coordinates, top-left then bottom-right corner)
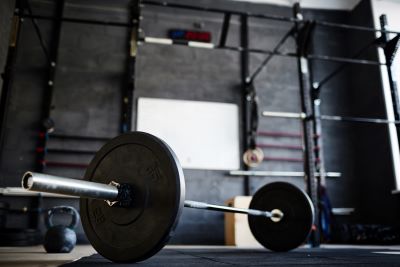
139 36 385 66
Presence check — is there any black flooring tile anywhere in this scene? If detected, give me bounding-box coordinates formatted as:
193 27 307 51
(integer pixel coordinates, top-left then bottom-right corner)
63 248 400 266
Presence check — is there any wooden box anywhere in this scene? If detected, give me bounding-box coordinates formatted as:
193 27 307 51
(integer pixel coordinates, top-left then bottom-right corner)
224 196 262 247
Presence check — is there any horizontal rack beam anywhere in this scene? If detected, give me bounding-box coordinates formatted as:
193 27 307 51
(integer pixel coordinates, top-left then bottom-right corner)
18 13 132 27
141 0 297 23
45 133 112 141
229 170 341 178
140 37 383 65
142 1 400 34
262 110 400 124
36 148 97 154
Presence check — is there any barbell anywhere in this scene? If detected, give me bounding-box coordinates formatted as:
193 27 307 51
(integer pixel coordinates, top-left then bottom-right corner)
21 131 314 263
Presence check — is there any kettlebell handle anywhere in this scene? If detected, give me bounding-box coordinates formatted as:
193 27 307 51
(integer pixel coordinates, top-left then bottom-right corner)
45 206 80 230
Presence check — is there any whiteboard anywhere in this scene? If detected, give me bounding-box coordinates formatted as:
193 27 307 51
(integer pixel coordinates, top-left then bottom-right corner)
136 98 240 170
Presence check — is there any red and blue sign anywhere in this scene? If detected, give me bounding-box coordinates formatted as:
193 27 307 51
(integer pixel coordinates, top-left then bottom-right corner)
169 29 211 43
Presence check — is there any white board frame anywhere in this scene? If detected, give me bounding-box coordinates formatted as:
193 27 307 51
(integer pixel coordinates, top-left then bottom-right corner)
136 98 240 170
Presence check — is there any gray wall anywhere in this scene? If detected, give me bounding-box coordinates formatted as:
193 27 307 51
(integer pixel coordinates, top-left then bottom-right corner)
348 0 400 224
0 0 15 92
307 8 358 211
0 0 399 244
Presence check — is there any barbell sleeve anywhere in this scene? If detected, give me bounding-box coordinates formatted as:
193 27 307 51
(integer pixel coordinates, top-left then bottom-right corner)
22 172 119 201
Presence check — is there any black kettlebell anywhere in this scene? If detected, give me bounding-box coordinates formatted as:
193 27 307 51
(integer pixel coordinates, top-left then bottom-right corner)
44 206 80 253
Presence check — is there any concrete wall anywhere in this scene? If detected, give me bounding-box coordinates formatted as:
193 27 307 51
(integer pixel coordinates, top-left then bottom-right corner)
309 0 400 224
0 0 15 92
349 0 400 224
0 0 398 244
308 8 358 212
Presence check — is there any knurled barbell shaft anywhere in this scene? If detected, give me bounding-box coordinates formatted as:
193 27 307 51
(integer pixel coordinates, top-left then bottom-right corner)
21 172 281 219
184 200 273 218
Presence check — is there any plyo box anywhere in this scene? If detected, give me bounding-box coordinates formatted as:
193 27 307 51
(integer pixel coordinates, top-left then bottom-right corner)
224 196 263 248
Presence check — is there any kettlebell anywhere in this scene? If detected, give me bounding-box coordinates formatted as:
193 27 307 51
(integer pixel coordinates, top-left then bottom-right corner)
44 206 80 253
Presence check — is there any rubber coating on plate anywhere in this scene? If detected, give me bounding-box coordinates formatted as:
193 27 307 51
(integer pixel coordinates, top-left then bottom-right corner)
80 132 185 263
248 182 314 252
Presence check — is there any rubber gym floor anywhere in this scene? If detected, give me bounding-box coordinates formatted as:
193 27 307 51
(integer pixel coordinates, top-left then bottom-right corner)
2 245 400 266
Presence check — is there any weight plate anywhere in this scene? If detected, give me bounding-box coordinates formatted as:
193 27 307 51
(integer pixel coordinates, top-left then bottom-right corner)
248 182 314 252
243 148 264 167
80 132 185 263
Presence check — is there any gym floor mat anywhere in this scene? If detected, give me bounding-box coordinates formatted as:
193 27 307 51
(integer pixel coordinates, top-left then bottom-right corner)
62 247 400 266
